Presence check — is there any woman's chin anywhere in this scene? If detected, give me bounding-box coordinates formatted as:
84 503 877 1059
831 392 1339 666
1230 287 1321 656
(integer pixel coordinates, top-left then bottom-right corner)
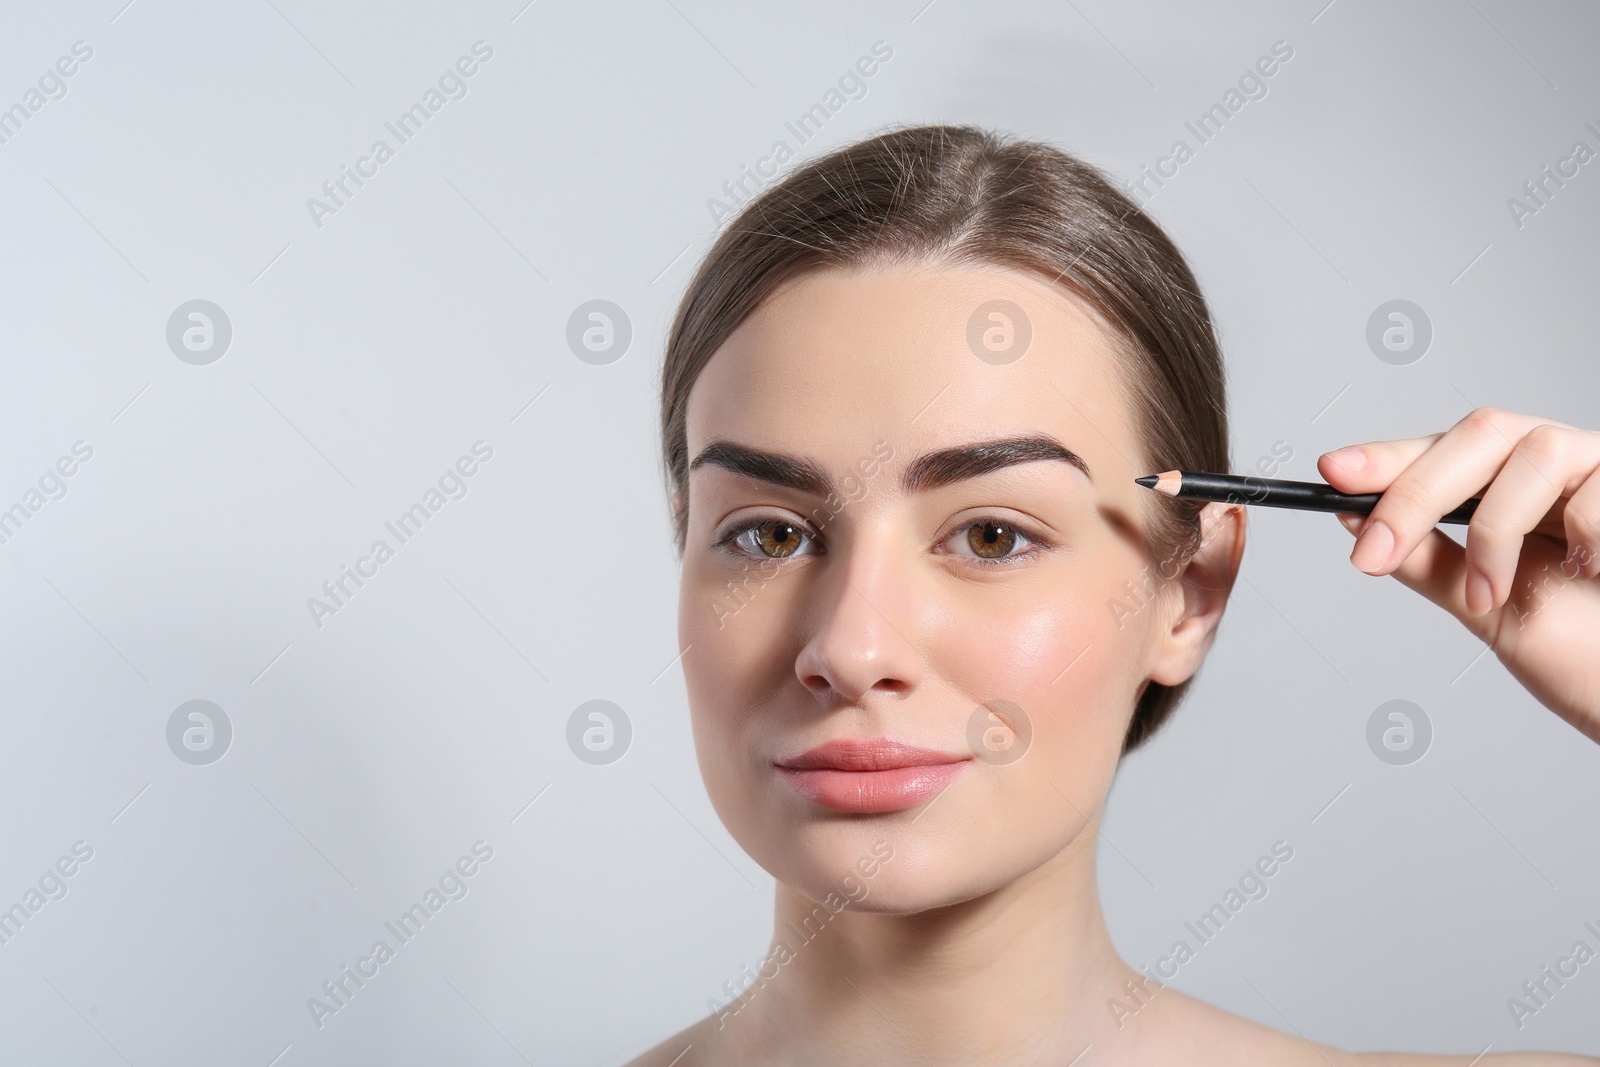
794 868 1012 916
762 832 1020 917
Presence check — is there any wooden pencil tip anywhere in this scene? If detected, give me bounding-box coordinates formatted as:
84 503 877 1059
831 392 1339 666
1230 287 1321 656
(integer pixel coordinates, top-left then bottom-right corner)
1149 470 1181 497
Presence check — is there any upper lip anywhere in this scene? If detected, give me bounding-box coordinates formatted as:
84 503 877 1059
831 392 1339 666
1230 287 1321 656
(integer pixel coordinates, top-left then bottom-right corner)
774 738 970 771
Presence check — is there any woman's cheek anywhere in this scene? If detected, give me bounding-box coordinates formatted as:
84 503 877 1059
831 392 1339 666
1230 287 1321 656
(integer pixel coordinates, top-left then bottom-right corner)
949 571 1134 704
681 567 794 817
937 569 1145 787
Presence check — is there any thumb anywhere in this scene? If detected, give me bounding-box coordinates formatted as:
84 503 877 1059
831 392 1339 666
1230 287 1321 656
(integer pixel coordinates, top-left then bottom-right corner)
1334 513 1484 638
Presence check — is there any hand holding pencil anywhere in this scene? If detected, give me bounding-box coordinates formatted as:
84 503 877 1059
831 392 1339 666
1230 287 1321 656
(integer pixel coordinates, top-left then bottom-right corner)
1139 406 1600 743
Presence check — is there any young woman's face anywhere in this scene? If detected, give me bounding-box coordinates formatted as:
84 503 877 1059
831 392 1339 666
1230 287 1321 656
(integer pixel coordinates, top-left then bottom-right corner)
677 262 1193 913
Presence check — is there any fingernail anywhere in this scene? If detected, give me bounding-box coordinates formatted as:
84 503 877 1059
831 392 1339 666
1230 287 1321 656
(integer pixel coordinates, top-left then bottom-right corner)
1323 447 1367 472
1350 519 1394 573
1466 565 1493 614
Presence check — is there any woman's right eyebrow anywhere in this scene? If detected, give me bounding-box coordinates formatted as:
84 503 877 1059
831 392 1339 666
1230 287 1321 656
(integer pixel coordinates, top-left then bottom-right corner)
689 435 1092 497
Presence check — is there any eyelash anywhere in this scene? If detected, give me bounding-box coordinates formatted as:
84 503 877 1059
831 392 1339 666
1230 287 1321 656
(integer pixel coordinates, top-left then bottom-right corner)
713 516 1052 568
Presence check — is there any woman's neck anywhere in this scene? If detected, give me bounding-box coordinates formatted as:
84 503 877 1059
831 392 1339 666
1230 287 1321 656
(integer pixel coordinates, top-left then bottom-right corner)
707 829 1142 1065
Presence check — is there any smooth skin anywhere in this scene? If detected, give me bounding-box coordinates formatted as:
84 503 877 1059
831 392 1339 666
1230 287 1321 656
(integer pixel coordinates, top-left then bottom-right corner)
627 261 1599 1067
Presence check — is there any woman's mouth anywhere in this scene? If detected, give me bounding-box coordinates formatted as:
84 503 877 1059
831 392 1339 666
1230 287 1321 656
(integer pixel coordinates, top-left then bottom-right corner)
773 738 972 813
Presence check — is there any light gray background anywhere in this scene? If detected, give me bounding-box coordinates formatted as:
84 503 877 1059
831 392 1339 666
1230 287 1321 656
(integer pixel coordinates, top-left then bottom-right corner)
2 0 1597 1063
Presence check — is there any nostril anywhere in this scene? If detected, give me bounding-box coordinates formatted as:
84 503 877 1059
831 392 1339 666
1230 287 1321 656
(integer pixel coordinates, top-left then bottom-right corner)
801 674 837 698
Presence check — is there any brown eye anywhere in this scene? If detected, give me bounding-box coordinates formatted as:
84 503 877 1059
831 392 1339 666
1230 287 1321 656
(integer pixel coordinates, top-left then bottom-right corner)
754 521 804 558
967 521 1018 559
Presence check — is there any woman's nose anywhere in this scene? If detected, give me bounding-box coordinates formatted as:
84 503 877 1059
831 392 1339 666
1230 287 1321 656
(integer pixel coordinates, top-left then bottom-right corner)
792 530 927 706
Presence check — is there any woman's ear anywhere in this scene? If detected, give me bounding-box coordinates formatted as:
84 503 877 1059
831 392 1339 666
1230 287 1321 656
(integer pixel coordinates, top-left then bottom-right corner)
1147 502 1246 687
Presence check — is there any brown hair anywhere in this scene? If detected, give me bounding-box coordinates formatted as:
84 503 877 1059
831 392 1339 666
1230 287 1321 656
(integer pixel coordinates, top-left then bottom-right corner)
658 123 1230 754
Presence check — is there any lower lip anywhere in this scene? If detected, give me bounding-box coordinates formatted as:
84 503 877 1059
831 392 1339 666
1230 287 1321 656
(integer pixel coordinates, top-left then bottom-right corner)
776 762 969 813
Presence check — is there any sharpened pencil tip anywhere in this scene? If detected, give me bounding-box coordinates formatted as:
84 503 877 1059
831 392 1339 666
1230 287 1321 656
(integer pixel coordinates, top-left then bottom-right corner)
1134 475 1157 489
1144 471 1183 497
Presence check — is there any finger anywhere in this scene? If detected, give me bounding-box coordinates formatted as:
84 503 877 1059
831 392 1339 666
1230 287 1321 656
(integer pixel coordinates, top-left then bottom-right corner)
1335 511 1484 636
1341 408 1563 576
1463 424 1600 613
1317 408 1581 495
1318 434 1439 493
1561 468 1600 580
1390 528 1478 627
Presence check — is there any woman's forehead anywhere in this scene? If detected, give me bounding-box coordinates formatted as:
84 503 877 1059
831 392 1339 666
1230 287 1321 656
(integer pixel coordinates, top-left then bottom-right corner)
684 263 1139 482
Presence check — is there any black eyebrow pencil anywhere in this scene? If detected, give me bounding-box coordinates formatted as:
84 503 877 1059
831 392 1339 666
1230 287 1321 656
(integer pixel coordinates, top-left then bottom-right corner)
1134 470 1481 525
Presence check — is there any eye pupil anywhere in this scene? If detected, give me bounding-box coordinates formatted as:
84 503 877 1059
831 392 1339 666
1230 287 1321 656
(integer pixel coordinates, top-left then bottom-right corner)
968 522 1016 559
759 522 801 558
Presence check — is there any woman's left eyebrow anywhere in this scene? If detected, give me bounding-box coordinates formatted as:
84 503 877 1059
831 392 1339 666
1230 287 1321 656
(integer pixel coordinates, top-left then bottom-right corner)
689 434 1092 497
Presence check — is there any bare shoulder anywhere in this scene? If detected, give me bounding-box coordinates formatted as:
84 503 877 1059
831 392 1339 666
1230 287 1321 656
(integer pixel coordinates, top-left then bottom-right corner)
617 989 1598 1067
617 1015 715 1067
1128 986 1597 1066
1345 1053 1599 1066
1130 983 1349 1064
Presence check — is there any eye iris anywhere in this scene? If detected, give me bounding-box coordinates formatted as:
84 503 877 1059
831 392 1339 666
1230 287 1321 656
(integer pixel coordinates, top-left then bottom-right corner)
968 522 1016 559
758 522 801 558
